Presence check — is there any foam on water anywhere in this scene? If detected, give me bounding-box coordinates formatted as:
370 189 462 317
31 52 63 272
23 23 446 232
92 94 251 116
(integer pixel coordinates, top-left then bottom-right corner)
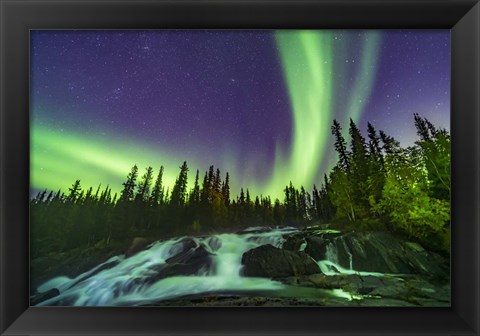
318 260 387 277
35 227 297 306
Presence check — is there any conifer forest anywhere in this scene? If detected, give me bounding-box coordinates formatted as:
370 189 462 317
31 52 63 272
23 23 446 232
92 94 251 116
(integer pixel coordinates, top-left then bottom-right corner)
30 30 451 306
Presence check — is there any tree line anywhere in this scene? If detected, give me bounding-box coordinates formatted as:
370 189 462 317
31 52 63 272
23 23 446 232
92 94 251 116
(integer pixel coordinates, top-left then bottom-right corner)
323 113 450 252
31 114 450 257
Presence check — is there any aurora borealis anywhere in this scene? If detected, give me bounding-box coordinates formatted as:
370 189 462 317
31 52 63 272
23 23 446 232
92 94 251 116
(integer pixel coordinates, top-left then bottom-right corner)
30 30 450 200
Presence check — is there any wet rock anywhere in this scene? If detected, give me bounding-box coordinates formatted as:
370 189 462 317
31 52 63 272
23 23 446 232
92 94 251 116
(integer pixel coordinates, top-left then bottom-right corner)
356 298 417 307
304 236 327 259
145 244 213 285
237 227 273 234
31 245 124 290
282 235 305 251
125 237 149 258
241 244 321 278
369 284 409 298
302 231 448 277
340 232 412 273
204 236 222 252
30 288 60 306
67 258 121 290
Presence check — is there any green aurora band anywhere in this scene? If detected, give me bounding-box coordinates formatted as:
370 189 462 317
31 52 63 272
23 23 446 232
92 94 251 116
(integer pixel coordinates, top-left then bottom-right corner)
264 31 333 196
264 30 382 195
344 32 382 125
31 123 186 198
31 31 382 201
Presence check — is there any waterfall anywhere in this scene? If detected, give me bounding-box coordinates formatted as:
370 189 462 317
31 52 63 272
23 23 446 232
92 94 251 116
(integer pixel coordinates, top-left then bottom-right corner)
325 242 339 264
34 226 297 306
341 239 353 270
317 238 385 277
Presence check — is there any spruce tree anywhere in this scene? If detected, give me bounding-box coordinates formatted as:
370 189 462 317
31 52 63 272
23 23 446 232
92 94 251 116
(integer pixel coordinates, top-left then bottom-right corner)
67 180 82 203
189 169 201 205
170 161 189 207
135 166 154 202
150 166 164 205
331 119 350 170
119 165 138 202
222 172 231 206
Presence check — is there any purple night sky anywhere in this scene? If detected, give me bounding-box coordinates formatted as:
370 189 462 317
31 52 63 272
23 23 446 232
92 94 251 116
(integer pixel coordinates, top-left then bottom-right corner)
30 30 450 199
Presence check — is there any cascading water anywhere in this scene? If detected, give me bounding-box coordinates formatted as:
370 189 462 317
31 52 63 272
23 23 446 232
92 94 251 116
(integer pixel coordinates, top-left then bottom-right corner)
317 237 385 277
324 242 339 264
342 239 353 270
35 227 297 306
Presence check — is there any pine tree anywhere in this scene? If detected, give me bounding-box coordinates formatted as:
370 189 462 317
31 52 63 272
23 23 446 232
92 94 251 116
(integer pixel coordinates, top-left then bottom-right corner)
367 122 386 206
414 113 431 141
34 189 47 204
214 168 221 193
367 122 383 163
273 198 284 225
170 161 189 207
150 166 164 205
201 171 210 203
94 184 101 200
207 166 215 192
299 186 308 221
135 166 154 202
189 169 201 205
312 184 320 220
239 188 245 205
222 172 231 206
67 180 82 203
331 119 350 170
45 190 54 203
119 165 138 202
379 130 400 156
349 119 368 173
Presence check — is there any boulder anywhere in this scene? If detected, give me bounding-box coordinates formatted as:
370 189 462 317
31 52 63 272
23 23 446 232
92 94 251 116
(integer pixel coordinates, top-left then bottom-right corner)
125 237 149 258
304 236 327 259
143 242 213 286
31 245 124 291
338 232 413 274
302 231 448 277
241 244 320 278
67 258 121 290
282 235 305 251
30 288 60 306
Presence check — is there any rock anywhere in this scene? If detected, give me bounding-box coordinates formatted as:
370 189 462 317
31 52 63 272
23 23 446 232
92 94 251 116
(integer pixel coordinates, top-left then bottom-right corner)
204 236 222 252
67 258 121 290
143 243 213 286
125 237 149 258
241 244 321 278
345 232 413 273
282 235 305 251
356 298 417 307
30 288 60 306
402 242 448 280
31 245 124 290
237 227 272 234
304 236 327 259
302 231 448 278
369 284 409 298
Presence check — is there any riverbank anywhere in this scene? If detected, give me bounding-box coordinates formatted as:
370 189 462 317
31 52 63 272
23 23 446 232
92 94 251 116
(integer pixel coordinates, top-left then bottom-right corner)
31 225 450 307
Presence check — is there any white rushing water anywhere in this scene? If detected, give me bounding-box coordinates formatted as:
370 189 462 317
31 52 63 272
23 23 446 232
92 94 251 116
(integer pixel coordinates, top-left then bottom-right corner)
35 226 394 306
316 237 387 277
35 227 297 306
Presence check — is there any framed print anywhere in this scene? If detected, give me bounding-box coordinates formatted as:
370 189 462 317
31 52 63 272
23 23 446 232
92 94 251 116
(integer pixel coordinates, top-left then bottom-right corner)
1 0 479 335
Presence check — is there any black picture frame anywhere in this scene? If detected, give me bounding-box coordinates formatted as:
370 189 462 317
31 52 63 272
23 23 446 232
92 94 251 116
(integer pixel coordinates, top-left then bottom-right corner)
1 0 479 335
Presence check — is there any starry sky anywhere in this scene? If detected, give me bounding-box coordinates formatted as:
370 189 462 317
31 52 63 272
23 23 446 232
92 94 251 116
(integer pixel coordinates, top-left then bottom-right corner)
30 30 450 200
